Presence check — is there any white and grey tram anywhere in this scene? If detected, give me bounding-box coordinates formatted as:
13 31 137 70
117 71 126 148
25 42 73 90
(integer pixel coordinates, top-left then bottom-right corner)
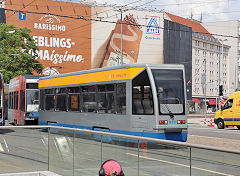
39 64 187 141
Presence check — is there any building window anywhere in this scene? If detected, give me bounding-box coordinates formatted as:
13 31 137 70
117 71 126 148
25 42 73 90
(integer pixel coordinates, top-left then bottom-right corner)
210 44 214 49
195 40 200 46
203 51 207 57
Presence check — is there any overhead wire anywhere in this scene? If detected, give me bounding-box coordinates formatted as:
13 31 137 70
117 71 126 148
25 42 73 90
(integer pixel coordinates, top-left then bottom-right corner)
61 0 158 37
37 0 147 37
5 1 240 38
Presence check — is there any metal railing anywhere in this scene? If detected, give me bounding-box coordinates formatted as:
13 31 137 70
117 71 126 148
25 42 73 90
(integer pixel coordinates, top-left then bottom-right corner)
0 125 240 176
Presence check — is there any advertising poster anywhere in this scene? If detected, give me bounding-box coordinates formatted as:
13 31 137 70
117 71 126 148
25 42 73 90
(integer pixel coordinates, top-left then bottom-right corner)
6 0 165 75
91 6 165 69
6 0 92 75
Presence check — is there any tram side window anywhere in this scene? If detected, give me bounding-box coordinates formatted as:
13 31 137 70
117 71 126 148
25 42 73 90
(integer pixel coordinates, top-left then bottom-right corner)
14 92 19 109
97 84 115 114
116 83 126 114
11 92 13 109
40 90 45 110
56 88 67 111
82 86 97 112
68 87 80 111
20 90 25 111
8 93 10 109
9 93 12 109
132 70 154 115
45 89 55 111
12 92 16 109
13 92 15 109
132 86 144 114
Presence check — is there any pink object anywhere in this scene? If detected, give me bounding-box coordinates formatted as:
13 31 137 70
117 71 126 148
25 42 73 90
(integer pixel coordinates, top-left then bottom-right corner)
102 160 122 175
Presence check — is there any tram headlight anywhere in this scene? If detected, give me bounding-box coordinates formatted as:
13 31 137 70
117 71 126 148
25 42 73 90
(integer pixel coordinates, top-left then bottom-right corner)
26 113 32 117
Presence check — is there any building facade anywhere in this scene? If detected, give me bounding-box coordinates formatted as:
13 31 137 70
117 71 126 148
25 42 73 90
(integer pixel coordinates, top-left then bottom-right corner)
192 32 231 112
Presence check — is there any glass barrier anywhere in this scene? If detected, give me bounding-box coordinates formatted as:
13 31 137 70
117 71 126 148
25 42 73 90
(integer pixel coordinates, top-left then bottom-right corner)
73 132 101 176
101 136 139 176
191 148 240 176
0 127 48 174
49 128 74 176
1 126 240 176
139 141 190 176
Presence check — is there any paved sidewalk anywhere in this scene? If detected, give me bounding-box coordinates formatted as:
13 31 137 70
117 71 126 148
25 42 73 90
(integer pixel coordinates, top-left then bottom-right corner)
187 117 202 125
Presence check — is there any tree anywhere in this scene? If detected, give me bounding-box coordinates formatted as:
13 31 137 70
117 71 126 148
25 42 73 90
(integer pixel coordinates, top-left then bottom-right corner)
0 23 43 83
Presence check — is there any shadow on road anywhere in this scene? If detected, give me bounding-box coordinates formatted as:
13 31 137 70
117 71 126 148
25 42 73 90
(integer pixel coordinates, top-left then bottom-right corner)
0 129 15 134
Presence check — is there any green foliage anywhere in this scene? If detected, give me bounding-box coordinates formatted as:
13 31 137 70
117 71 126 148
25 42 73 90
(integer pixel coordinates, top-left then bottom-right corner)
0 23 43 83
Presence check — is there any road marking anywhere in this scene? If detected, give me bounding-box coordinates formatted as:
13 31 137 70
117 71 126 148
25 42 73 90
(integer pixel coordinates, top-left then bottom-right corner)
0 143 4 152
3 138 9 152
127 153 235 176
41 138 46 146
41 136 48 147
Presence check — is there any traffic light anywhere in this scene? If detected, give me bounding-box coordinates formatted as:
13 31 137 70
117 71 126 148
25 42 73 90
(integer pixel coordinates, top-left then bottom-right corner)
219 85 223 96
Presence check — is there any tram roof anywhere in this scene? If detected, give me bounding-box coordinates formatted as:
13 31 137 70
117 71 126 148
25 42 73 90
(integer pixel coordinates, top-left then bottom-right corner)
21 75 45 79
40 64 184 80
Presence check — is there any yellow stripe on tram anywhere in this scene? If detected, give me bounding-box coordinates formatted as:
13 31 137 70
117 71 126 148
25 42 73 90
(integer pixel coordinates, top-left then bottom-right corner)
39 67 146 88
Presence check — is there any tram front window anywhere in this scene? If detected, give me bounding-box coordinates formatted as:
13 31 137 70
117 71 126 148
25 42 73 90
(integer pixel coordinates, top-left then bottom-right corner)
26 89 39 112
152 69 185 115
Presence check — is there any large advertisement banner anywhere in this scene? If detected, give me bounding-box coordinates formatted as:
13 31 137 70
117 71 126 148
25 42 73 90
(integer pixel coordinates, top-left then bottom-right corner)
6 0 91 74
91 6 165 69
6 0 165 75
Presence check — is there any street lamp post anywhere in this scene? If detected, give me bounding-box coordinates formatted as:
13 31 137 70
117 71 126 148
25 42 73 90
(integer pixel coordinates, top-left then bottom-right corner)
218 39 227 109
120 8 123 65
118 8 129 65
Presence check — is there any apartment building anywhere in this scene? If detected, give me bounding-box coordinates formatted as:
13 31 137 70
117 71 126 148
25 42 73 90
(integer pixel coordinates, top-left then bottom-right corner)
192 32 231 111
203 21 240 91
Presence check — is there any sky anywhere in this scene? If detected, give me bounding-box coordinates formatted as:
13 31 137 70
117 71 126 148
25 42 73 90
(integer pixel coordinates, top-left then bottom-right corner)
85 0 240 23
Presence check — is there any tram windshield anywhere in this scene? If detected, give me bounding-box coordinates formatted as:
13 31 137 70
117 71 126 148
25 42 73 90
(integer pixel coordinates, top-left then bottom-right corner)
26 89 39 112
152 69 185 115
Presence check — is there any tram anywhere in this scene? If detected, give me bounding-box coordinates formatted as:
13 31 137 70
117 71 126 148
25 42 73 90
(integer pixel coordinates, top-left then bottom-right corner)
8 75 44 125
39 64 188 141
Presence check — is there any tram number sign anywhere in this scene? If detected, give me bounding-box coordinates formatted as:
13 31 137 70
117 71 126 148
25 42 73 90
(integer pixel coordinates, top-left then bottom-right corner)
169 120 176 125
